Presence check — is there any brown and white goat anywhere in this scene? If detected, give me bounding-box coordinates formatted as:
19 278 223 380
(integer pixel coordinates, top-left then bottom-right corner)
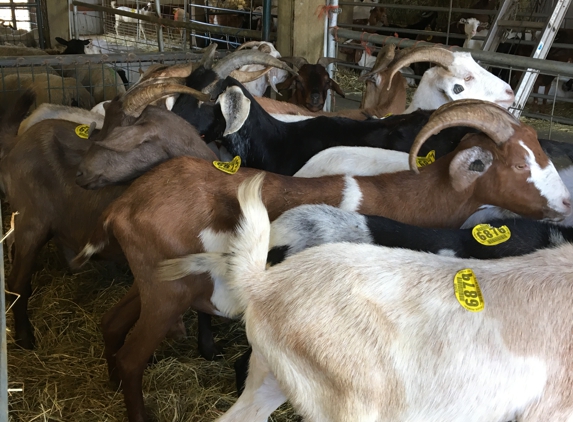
173 173 573 422
1 83 216 350
73 100 570 422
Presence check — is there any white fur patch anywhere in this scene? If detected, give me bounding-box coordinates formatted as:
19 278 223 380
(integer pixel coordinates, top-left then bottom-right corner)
520 141 571 216
339 176 363 212
437 248 457 257
269 113 314 123
199 228 235 317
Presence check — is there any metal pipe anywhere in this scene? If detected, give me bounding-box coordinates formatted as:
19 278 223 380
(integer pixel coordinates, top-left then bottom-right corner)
262 0 271 41
325 0 339 112
333 28 573 77
155 0 164 52
0 208 6 422
182 0 188 51
73 4 79 39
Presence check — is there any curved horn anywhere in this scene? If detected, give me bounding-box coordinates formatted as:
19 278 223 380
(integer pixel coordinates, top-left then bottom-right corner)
197 42 218 70
212 50 297 80
230 66 273 83
280 56 309 70
316 57 345 68
408 100 519 173
123 83 211 117
386 46 455 91
359 44 396 81
237 41 263 50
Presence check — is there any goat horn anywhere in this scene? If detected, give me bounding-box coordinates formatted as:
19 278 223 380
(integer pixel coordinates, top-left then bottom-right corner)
386 46 455 91
230 66 273 83
237 41 263 50
212 50 297 81
280 56 309 70
359 44 396 81
316 57 345 68
197 42 218 70
408 99 519 173
123 83 211 117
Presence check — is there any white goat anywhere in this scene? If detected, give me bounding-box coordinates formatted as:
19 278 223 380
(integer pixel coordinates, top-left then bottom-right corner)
460 17 489 49
236 41 288 97
166 174 573 422
111 1 154 40
353 0 379 20
18 103 104 136
400 50 515 112
293 146 409 178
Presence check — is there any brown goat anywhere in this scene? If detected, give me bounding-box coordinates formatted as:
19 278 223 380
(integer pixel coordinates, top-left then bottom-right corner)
73 100 570 422
254 44 407 119
1 83 216 350
279 57 346 112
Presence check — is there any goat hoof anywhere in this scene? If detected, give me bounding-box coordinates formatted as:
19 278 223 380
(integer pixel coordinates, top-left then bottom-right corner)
198 341 224 361
14 330 35 350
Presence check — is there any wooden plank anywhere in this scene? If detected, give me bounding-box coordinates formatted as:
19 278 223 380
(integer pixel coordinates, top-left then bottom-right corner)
277 0 325 62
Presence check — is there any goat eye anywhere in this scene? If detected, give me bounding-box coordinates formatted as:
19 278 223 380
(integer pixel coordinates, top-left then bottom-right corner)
515 163 529 170
464 75 473 81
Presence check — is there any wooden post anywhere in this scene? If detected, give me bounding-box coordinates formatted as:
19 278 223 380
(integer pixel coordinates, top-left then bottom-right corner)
277 0 326 63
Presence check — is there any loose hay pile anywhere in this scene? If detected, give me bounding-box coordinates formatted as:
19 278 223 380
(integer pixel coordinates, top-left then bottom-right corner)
4 214 299 421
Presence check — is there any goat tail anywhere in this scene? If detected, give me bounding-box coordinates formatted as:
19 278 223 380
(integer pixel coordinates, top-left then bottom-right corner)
70 213 113 270
156 173 270 311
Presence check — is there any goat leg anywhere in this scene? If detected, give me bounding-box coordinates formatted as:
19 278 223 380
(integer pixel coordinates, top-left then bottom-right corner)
115 284 194 422
197 311 223 360
216 349 286 422
6 218 50 349
101 282 141 388
234 347 252 396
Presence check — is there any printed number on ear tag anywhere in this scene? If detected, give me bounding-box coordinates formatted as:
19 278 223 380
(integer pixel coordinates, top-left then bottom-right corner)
416 150 435 168
75 124 90 139
213 156 241 174
472 224 511 246
454 269 484 312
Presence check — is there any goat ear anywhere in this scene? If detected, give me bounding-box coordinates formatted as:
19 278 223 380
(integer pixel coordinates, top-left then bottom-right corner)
449 146 493 192
83 39 91 45
55 37 68 46
217 86 251 136
329 79 346 98
459 18 468 24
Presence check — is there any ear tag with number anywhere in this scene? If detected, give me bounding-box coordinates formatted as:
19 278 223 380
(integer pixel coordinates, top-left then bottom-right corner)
416 150 435 168
75 124 90 139
472 223 511 246
454 269 484 312
213 155 241 174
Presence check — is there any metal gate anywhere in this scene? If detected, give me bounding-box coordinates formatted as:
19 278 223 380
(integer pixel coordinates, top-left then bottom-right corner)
0 0 44 48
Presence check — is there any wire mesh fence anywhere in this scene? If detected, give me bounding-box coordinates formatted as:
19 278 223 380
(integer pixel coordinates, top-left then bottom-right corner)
72 0 276 54
0 51 215 113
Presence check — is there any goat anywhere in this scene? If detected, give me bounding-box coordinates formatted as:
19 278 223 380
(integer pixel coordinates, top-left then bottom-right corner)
71 100 570 422
383 46 514 113
0 44 47 56
111 1 154 40
460 17 489 49
55 36 91 54
2 83 216 351
0 73 95 111
279 56 346 112
172 7 189 42
234 41 288 97
164 173 573 422
17 103 104 135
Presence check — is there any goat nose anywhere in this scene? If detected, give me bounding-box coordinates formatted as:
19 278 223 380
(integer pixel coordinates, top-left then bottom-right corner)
564 198 571 209
506 88 515 97
311 93 320 103
76 170 83 178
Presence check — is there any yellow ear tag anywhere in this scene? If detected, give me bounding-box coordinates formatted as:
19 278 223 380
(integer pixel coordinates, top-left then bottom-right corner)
213 155 241 174
472 223 511 246
454 269 484 312
382 113 393 118
416 150 435 168
75 124 90 139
